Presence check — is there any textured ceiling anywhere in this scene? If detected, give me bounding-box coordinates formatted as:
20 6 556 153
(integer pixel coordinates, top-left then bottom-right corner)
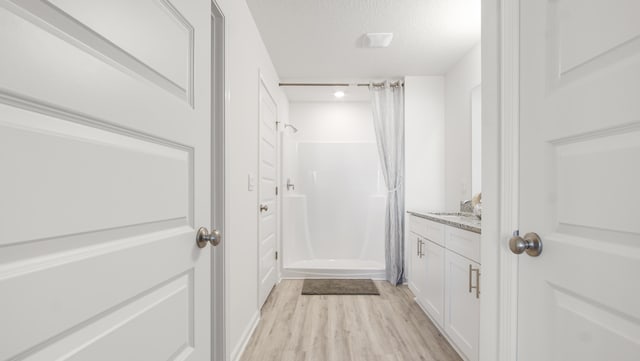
246 0 481 83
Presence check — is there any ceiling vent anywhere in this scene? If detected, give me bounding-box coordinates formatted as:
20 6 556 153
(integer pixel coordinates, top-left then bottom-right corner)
362 33 394 48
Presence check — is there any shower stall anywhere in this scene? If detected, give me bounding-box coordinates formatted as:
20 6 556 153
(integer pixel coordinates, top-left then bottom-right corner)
280 109 386 279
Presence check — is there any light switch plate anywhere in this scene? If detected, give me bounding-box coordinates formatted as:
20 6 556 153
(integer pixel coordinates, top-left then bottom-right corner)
248 173 256 191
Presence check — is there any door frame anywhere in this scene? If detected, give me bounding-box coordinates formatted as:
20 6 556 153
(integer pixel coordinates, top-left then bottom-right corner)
479 0 520 360
210 1 226 360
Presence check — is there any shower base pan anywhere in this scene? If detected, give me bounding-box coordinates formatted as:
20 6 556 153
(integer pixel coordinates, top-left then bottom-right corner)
282 259 385 280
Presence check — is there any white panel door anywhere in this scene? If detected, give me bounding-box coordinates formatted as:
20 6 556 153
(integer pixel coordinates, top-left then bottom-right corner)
258 79 278 308
0 0 213 360
517 0 640 360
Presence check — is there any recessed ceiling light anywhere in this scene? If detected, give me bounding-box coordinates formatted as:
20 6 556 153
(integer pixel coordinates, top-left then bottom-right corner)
334 91 345 98
363 33 394 48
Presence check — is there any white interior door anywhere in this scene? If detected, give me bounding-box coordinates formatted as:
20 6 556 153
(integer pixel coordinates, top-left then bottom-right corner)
0 0 213 360
517 0 640 360
258 79 278 308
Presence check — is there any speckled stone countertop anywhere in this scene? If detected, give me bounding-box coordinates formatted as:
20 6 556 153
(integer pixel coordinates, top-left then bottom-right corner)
407 210 482 234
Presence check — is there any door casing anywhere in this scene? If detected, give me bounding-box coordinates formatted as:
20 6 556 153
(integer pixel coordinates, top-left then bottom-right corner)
210 1 226 360
479 0 521 360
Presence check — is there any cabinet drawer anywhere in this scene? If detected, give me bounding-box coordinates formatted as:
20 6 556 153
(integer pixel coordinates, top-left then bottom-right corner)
445 226 481 263
410 216 445 246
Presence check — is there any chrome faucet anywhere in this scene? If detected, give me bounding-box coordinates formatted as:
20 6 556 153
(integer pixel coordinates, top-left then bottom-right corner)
460 200 473 213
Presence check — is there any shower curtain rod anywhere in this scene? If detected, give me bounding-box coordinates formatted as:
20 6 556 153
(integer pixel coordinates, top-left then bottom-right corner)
279 82 404 87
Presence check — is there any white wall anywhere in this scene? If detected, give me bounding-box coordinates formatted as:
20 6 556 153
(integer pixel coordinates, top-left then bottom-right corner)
444 44 481 211
404 76 446 284
283 101 375 201
215 1 289 360
289 101 375 142
404 76 446 213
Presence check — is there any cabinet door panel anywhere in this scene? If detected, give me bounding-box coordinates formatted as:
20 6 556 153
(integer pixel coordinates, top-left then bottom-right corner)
408 232 424 298
419 240 445 328
444 250 480 361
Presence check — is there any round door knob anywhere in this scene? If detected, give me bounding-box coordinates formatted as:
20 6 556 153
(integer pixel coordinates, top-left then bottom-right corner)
260 204 268 212
509 232 543 257
196 227 222 248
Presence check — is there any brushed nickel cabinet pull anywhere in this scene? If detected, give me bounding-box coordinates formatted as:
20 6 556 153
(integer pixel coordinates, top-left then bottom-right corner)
469 264 480 298
475 267 481 298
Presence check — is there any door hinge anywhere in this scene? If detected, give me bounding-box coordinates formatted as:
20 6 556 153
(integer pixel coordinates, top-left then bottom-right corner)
275 186 278 196
275 251 278 260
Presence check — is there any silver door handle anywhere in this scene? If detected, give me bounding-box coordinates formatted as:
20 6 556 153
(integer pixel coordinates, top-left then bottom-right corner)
509 232 543 257
260 204 269 212
196 227 222 248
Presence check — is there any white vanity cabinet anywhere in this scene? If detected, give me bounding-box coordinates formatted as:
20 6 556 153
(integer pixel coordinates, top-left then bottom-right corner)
408 214 480 361
444 249 480 361
408 216 446 328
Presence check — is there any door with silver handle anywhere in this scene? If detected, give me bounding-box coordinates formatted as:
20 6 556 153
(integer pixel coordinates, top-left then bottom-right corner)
509 232 543 257
196 227 222 248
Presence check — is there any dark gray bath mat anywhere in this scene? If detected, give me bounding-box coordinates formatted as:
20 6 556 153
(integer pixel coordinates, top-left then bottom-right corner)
301 279 380 295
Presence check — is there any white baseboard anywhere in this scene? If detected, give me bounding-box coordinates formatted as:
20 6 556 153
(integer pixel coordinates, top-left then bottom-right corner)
230 310 260 361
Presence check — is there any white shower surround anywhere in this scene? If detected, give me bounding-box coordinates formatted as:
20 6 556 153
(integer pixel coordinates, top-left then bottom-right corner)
281 102 386 279
281 191 386 279
284 259 386 279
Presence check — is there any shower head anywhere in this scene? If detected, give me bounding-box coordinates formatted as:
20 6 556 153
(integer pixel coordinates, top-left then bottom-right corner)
284 123 298 133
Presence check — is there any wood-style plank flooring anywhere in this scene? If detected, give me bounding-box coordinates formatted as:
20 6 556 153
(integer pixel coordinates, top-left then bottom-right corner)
240 280 462 361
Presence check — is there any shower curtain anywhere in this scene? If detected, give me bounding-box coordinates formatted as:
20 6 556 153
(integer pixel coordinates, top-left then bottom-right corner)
369 81 405 285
